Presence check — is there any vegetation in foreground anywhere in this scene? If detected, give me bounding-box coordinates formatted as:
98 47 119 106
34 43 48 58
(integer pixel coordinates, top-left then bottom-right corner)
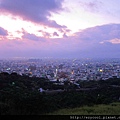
48 102 120 115
0 72 120 115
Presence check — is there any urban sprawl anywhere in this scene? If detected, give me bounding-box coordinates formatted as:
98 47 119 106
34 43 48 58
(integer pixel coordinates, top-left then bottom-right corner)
0 58 120 84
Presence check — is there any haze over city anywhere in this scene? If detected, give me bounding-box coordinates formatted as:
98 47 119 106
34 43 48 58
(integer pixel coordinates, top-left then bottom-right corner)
0 0 120 58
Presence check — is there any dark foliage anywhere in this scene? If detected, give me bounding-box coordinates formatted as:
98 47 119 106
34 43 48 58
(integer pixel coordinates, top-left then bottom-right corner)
0 72 120 115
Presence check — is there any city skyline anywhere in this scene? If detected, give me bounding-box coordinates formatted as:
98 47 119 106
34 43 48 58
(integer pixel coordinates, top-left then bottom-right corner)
0 0 120 58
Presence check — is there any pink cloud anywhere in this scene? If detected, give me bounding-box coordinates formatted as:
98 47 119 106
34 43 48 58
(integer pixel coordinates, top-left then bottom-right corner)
108 38 120 44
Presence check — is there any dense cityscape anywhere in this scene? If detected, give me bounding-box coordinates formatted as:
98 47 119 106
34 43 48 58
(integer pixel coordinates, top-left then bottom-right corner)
1 58 120 115
1 58 120 87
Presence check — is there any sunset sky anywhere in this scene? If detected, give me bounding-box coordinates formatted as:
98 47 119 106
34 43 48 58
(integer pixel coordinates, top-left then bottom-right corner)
0 0 120 58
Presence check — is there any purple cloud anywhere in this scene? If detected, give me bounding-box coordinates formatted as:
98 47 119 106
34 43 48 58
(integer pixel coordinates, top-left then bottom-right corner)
0 27 8 36
1 23 120 59
39 30 51 38
22 33 46 42
53 32 59 36
63 33 68 38
76 24 120 42
68 24 120 58
0 0 66 29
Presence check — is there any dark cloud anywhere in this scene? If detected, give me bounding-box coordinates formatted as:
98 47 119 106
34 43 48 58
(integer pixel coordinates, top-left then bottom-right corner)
0 0 66 29
63 33 68 38
76 24 120 42
22 33 46 42
53 32 59 36
0 27 8 36
45 20 67 29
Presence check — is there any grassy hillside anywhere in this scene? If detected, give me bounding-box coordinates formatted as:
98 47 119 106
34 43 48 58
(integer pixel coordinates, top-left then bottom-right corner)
48 102 120 115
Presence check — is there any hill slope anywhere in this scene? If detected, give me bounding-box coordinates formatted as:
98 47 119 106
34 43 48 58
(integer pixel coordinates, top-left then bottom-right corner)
48 102 120 115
